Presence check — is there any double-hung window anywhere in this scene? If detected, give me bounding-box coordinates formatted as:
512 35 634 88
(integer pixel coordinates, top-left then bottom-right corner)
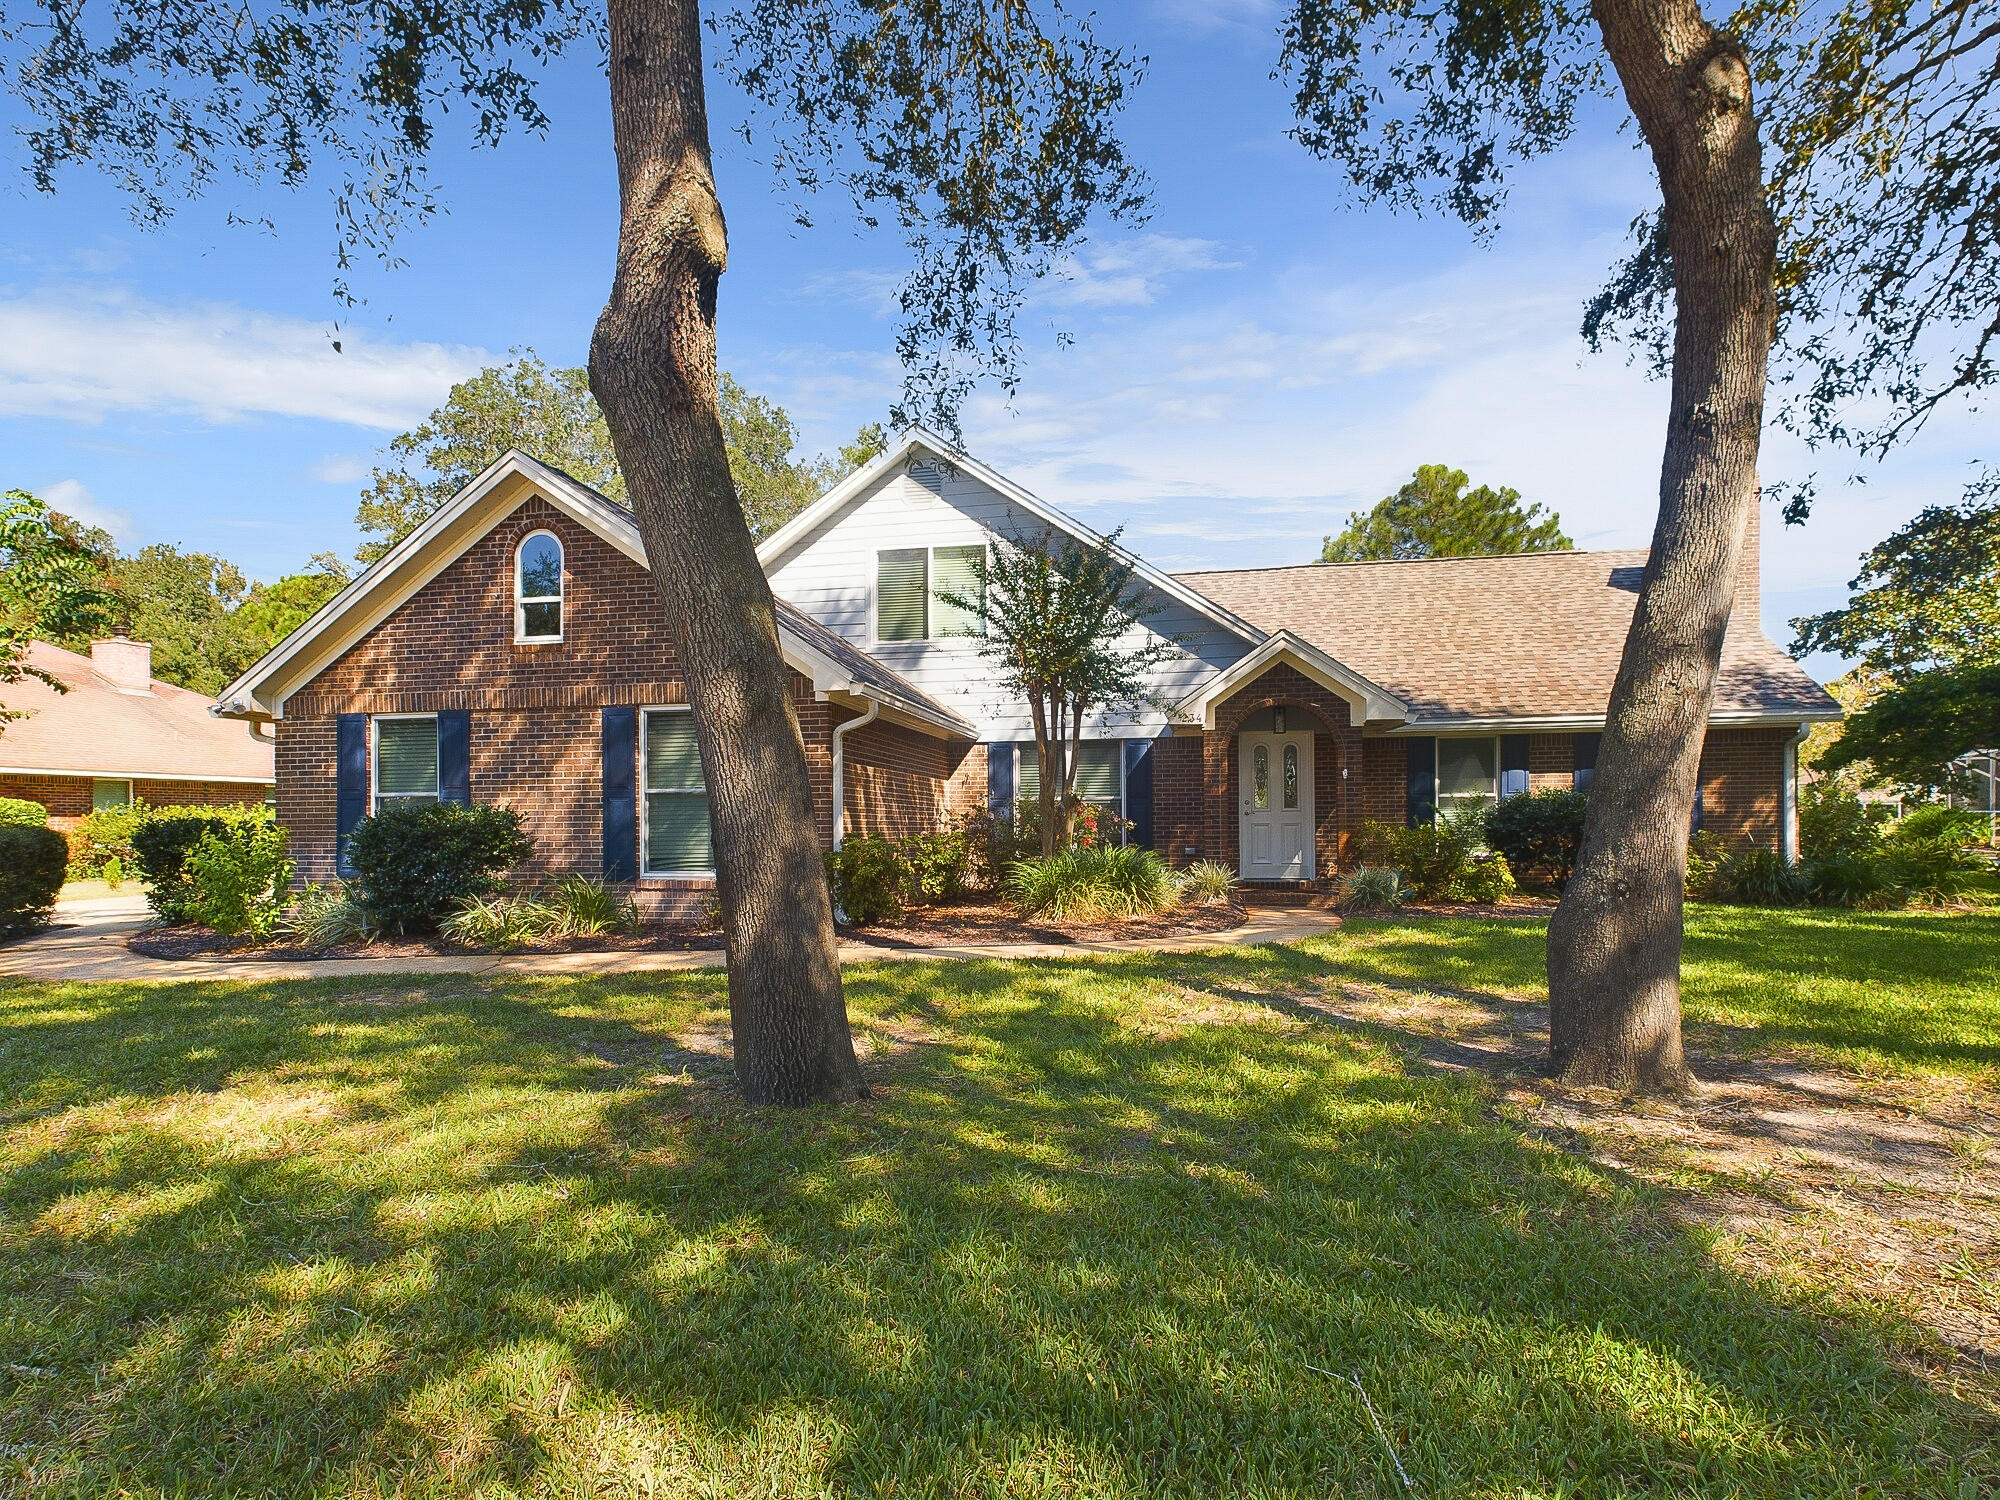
1435 736 1500 821
876 544 986 641
373 715 439 809
1017 742 1124 834
642 708 713 875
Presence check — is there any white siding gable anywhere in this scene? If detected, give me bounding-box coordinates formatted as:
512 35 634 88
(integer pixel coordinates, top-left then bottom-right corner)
764 457 1256 741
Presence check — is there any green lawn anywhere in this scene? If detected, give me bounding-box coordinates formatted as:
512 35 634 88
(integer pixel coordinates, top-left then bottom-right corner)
2 908 1996 1497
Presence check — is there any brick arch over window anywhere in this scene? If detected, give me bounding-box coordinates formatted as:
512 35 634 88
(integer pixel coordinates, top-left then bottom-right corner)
1203 663 1368 880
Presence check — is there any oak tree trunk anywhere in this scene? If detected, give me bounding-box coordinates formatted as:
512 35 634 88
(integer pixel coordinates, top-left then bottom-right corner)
589 0 866 1106
1546 0 1778 1091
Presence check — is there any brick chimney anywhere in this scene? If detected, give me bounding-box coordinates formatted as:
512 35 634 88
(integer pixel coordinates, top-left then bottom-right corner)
1735 493 1762 629
91 633 154 693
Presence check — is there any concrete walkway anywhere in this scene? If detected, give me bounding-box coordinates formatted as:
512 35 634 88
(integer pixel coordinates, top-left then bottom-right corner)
0 890 1341 984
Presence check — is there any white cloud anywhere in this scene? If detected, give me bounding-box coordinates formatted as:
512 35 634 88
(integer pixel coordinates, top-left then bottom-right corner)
39 477 132 540
1045 234 1238 308
0 288 487 431
310 453 374 485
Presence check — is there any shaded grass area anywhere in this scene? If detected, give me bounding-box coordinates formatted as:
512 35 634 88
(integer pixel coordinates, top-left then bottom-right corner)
1334 904 2000 1084
1 924 1995 1496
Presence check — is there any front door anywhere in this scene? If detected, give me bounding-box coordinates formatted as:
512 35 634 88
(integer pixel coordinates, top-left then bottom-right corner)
1239 731 1314 880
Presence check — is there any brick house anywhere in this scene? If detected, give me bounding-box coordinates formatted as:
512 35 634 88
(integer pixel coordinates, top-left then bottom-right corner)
217 436 1838 913
0 637 273 828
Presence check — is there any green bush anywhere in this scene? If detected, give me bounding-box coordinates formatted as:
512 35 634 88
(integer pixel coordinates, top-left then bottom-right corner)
1484 789 1589 889
184 821 295 938
0 825 68 938
0 797 46 828
1684 830 1730 898
1173 860 1238 905
545 873 639 937
1712 844 1812 906
956 806 1035 889
1892 803 1987 848
1803 851 1896 908
440 893 561 948
901 828 973 902
1006 845 1180 922
66 799 149 880
1798 782 1887 860
826 836 911 925
1881 836 1981 905
1456 850 1517 904
283 882 376 949
1340 866 1402 912
1351 815 1481 902
132 805 273 922
345 801 532 934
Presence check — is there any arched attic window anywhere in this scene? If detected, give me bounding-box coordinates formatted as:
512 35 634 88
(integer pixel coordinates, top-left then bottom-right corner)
516 530 564 642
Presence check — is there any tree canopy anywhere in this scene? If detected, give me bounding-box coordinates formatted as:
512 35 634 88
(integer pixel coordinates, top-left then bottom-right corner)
1321 464 1571 562
356 351 885 559
1819 662 2000 788
0 492 115 730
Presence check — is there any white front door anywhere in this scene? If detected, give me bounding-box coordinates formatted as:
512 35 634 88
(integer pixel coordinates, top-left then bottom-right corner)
1239 731 1314 880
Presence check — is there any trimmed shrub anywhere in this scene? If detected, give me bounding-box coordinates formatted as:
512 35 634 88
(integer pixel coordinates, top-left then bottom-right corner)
1351 817 1479 902
1174 861 1238 905
826 836 910 925
345 801 532 934
66 799 149 880
1455 850 1517 904
0 797 46 828
901 828 973 902
1484 789 1589 890
1007 846 1179 922
0 825 68 938
133 805 271 922
1340 866 1402 913
184 821 295 938
284 882 376 949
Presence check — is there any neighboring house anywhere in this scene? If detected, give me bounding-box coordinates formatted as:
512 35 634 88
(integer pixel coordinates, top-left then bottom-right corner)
0 638 275 827
217 434 1839 910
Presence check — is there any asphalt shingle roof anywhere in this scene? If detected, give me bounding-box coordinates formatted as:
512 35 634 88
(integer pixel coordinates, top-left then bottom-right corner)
1175 550 1838 724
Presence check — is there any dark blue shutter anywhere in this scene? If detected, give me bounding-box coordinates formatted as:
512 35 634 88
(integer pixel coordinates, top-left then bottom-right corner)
1573 732 1601 792
336 713 367 877
986 740 1014 821
437 710 471 804
1124 737 1155 849
601 706 638 881
1500 735 1531 799
1406 737 1437 826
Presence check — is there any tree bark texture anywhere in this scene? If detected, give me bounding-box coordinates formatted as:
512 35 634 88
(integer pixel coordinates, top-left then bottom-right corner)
589 0 866 1106
1547 0 1778 1091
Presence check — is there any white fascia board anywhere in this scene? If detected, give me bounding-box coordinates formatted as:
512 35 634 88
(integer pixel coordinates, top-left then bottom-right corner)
0 765 274 784
756 426 1268 648
1176 631 1407 730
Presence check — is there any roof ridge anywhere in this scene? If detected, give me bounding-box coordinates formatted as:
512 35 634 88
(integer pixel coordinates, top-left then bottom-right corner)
1174 547 1650 578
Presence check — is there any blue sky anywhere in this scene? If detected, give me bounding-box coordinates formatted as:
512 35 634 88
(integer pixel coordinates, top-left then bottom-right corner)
3 0 1984 680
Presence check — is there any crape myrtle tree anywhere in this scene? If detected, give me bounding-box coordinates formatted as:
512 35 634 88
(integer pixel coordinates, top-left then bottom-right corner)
1279 0 2000 1091
4 0 1146 1105
944 527 1176 855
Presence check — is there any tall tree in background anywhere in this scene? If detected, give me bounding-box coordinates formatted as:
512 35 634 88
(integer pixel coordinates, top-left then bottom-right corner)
4 0 1145 1105
357 351 877 559
0 493 114 730
1321 464 1571 561
1280 0 1999 1091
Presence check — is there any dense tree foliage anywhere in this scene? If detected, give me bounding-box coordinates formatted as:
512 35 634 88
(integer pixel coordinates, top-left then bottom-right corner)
0 492 115 730
1321 464 1571 562
1820 663 2000 788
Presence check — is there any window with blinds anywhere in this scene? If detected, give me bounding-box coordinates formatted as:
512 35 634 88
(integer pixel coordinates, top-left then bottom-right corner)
931 544 986 637
1436 736 1499 819
876 549 928 641
642 709 712 875
374 716 439 808
1017 742 1123 827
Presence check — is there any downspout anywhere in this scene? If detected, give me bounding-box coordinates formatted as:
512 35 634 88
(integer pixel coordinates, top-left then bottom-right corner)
1782 724 1810 865
830 698 881 853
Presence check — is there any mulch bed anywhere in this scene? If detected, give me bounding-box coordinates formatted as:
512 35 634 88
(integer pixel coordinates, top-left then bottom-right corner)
127 924 729 961
841 898 1247 948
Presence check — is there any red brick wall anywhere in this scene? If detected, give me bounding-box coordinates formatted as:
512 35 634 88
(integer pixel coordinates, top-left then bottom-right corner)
276 495 961 921
1528 733 1574 793
838 715 972 842
1204 665 1367 879
0 774 268 830
1153 735 1205 865
1698 727 1789 846
1361 737 1405 826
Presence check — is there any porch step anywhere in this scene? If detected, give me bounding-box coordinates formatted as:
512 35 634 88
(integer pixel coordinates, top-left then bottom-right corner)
1237 884 1340 911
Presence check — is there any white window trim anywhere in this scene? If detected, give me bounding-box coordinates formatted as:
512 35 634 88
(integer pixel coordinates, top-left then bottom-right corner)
639 705 715 880
91 778 134 810
371 712 439 814
515 528 565 644
1433 733 1502 819
874 542 988 644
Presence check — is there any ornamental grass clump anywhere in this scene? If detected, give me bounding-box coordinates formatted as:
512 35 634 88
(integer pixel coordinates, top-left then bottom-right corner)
1340 866 1403 913
1173 861 1238 906
283 883 376 950
1007 845 1179 923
